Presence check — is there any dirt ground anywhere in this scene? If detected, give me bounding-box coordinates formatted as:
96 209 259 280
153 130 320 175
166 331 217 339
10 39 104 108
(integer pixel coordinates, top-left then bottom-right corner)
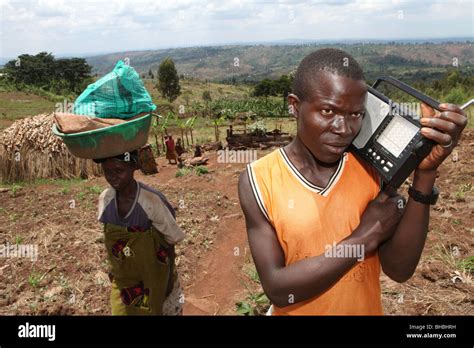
0 131 472 316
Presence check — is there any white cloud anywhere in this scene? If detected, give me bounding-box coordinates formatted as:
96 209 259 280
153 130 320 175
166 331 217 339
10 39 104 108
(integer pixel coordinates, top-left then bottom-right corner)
0 0 472 57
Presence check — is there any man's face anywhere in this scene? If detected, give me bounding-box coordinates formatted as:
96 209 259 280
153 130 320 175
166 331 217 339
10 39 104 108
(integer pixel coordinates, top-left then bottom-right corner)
289 70 367 164
102 159 135 191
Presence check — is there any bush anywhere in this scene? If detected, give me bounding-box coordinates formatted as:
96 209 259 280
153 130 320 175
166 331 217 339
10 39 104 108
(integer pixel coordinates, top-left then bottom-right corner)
247 120 267 136
175 168 191 177
194 166 209 175
444 87 467 105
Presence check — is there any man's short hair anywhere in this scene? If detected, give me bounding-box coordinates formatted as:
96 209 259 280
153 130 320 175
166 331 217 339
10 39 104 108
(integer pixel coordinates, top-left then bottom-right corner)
293 48 365 101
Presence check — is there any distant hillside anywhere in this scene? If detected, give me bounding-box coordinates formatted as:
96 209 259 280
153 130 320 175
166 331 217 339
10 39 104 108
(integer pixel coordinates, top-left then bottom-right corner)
86 42 474 83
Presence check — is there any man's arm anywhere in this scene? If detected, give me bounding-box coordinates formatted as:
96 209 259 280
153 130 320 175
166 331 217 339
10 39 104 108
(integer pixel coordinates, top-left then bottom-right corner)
238 169 402 308
379 103 467 282
378 170 435 282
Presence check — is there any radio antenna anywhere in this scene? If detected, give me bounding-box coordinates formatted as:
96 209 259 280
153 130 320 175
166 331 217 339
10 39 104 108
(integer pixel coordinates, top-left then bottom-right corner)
461 99 474 110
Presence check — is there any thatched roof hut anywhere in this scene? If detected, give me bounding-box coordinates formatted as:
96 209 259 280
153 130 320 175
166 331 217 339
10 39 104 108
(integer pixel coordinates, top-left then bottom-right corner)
0 113 101 183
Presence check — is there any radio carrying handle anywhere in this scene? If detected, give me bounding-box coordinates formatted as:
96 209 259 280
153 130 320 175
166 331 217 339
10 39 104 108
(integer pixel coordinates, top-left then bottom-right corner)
372 76 441 111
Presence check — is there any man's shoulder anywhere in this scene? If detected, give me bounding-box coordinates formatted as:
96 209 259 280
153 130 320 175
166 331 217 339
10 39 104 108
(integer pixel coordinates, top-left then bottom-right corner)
244 148 286 197
248 148 282 171
347 152 382 188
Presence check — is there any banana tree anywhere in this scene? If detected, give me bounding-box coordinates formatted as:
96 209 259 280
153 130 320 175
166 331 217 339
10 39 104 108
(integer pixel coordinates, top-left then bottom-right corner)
211 115 226 142
191 101 205 118
160 112 173 153
185 116 197 145
151 113 162 156
174 114 188 147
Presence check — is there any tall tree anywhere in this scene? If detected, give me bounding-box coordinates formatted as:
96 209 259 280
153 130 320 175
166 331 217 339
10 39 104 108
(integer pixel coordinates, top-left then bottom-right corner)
253 79 276 99
276 75 293 116
3 52 91 94
148 68 154 79
202 90 212 103
156 58 181 103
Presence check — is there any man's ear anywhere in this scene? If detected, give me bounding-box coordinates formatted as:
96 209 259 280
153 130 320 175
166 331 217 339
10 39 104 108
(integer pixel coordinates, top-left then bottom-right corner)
287 93 300 119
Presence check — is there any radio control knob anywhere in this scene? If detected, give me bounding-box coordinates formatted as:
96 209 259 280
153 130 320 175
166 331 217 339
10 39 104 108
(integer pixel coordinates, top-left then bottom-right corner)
383 166 389 172
376 156 380 160
414 139 433 158
381 160 385 164
387 162 393 167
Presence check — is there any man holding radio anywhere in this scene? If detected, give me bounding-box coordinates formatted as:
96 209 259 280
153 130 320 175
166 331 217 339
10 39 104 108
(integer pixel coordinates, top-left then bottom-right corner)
238 48 467 315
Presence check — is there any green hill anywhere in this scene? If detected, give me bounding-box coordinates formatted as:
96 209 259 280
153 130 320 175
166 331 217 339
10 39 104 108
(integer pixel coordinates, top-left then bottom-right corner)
85 42 474 83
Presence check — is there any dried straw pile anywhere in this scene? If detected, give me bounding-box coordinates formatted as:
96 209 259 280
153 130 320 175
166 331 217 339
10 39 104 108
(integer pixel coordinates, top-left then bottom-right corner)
0 113 102 183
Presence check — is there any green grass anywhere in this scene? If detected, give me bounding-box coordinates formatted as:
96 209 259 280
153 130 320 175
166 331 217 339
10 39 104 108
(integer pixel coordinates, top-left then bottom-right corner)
235 263 270 315
245 264 261 283
9 213 18 222
14 235 23 245
0 91 57 129
1 177 85 189
8 184 23 197
145 79 252 108
175 166 210 177
59 187 70 195
28 270 42 288
458 256 474 273
88 185 103 195
1 178 103 209
432 243 474 275
194 166 209 175
176 168 192 177
37 178 85 186
236 292 270 316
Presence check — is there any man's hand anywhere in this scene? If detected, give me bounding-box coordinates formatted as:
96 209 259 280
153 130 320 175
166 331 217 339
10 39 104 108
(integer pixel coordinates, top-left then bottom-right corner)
376 102 467 283
352 191 404 253
418 103 467 172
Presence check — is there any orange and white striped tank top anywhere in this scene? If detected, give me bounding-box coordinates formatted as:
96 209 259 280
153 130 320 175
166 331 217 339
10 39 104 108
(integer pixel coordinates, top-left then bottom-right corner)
247 148 383 315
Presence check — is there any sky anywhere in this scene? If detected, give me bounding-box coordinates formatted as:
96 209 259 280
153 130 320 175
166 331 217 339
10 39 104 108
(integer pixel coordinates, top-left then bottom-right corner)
0 0 473 58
